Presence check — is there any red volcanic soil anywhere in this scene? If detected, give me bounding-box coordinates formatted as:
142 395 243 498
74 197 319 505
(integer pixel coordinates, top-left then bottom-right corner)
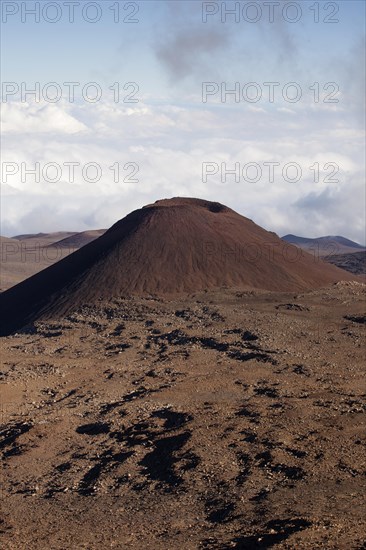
0 198 358 335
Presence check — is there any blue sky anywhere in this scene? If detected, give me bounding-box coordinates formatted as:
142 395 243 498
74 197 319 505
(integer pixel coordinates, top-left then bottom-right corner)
2 2 364 88
1 0 365 242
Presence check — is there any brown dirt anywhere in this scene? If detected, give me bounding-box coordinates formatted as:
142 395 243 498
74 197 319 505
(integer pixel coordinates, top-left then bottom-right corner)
1 232 105 292
0 241 74 292
0 282 365 549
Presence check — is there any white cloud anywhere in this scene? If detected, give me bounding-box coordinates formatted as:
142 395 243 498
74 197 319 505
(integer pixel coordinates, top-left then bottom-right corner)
277 107 296 115
1 97 365 244
2 101 87 134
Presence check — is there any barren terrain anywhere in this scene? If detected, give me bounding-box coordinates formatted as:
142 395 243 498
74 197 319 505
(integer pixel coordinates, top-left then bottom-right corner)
325 251 366 276
1 231 105 291
1 282 365 549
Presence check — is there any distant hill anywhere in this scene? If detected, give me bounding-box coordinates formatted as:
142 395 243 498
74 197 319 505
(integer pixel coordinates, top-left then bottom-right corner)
0 236 19 244
0 230 107 291
12 232 77 247
48 230 106 249
282 234 365 257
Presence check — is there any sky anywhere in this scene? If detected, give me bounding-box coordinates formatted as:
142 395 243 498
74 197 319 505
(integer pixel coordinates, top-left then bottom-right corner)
1 0 365 243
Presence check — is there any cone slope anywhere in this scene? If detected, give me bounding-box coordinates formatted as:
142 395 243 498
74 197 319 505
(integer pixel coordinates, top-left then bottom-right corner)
0 198 358 335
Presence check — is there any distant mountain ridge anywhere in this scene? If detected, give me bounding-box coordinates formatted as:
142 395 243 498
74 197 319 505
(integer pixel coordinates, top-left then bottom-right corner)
47 230 106 249
282 234 365 256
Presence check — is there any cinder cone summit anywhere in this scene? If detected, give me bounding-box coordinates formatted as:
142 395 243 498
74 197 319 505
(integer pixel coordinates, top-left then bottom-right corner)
0 198 357 335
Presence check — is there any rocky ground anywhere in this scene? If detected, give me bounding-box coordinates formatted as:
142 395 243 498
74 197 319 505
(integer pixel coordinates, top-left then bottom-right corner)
1 282 365 549
325 251 366 276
